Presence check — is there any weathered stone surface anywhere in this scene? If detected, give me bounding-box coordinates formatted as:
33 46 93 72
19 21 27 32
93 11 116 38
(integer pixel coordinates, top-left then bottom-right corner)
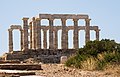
0 64 42 70
22 18 29 51
0 60 20 64
0 70 35 76
8 14 100 52
60 56 67 64
5 13 100 63
1 49 75 63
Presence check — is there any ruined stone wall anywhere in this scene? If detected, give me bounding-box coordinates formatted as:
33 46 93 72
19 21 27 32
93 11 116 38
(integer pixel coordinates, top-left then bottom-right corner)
8 14 100 52
2 49 76 63
4 14 100 63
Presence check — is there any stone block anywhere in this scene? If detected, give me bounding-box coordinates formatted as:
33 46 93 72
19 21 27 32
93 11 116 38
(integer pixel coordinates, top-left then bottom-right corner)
60 56 68 64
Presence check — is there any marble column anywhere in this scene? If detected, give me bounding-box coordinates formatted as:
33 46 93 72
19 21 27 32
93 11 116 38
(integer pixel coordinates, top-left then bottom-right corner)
49 18 54 49
54 30 58 49
32 17 36 50
95 29 100 41
20 29 23 51
8 29 13 52
43 29 47 49
73 19 79 49
22 17 29 51
61 18 67 49
66 29 68 49
29 22 32 49
36 18 41 50
85 19 91 43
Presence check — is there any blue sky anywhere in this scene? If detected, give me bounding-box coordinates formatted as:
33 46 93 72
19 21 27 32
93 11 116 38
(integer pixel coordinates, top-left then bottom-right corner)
0 0 120 55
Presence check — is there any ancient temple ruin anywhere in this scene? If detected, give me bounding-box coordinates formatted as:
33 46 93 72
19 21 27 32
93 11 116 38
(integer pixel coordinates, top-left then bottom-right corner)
2 14 100 63
8 14 100 52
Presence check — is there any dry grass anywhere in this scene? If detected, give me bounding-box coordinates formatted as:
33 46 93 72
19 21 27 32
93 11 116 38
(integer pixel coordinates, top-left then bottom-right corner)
97 53 104 61
81 57 98 70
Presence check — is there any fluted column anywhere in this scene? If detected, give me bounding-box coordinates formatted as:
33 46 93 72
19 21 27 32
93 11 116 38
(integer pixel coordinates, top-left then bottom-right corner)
22 17 29 51
43 29 47 49
66 29 68 49
20 29 23 51
95 29 100 41
73 19 79 49
29 22 32 49
49 18 54 49
36 18 41 50
85 19 91 43
8 29 13 52
54 30 58 49
61 18 67 49
32 17 36 50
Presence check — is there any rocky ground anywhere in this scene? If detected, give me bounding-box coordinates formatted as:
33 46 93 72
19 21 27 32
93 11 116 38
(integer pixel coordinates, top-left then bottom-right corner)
36 64 120 77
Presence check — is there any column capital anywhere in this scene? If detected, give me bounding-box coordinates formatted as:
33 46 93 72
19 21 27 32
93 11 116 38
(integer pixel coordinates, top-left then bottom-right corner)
48 18 54 21
61 18 67 21
8 29 13 31
32 17 35 21
54 29 58 32
61 18 67 25
43 29 47 32
19 29 23 31
95 29 100 32
85 19 91 22
29 22 32 25
35 18 41 21
22 17 29 20
73 18 79 22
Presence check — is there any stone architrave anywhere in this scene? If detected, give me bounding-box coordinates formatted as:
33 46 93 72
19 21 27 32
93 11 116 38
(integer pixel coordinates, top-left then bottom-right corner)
49 18 54 49
73 19 79 49
8 29 13 52
43 29 47 49
61 18 67 49
85 19 91 43
36 18 41 49
22 17 29 51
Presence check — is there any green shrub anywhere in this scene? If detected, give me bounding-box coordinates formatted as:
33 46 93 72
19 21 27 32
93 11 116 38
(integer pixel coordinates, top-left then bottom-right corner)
81 56 98 70
65 54 87 68
97 60 106 70
65 56 76 67
104 52 120 63
65 39 120 70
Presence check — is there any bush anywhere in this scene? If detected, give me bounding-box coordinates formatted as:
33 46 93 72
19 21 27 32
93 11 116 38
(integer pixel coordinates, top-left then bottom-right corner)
97 60 106 70
65 54 87 68
104 52 120 63
81 56 98 70
65 39 120 70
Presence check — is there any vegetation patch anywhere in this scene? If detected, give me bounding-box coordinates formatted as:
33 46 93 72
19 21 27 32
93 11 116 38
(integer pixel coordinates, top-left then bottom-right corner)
65 39 120 70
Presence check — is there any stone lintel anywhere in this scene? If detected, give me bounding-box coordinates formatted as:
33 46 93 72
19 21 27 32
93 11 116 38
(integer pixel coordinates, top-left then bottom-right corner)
39 14 89 19
10 25 22 30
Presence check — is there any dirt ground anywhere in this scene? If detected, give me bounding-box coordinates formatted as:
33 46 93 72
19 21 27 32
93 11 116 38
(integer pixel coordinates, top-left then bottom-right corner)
36 64 120 77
